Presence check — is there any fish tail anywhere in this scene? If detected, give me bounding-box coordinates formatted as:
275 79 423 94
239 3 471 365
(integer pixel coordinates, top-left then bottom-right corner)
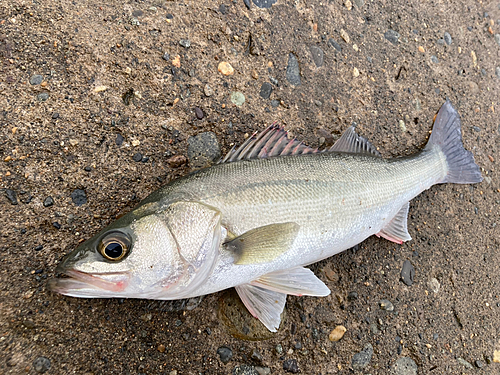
425 100 483 184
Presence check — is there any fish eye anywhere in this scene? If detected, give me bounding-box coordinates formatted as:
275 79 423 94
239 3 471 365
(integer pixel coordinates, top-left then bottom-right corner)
98 232 131 261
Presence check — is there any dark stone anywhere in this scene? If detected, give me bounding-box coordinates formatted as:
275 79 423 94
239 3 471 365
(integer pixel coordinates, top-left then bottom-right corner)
401 260 415 286
52 222 61 229
43 197 54 207
347 291 358 300
84 166 92 172
35 245 43 251
133 152 143 162
217 346 233 363
162 52 170 61
195 107 204 119
219 4 228 14
70 189 87 206
5 189 18 205
384 29 400 44
283 359 299 373
351 343 373 370
132 10 143 17
187 132 221 169
243 0 251 9
250 349 263 363
116 133 124 146
52 112 59 119
328 38 342 52
30 75 43 85
122 88 135 106
270 100 279 108
286 53 301 86
252 0 277 8
259 82 273 99
33 356 51 373
309 45 324 67
37 92 49 101
166 13 173 19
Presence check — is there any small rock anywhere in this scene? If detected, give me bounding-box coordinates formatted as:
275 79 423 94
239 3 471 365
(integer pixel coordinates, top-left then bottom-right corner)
495 66 500 79
493 350 500 362
52 112 59 119
187 132 221 169
393 357 417 375
252 0 277 9
286 53 301 86
230 91 245 106
270 99 279 108
30 74 43 85
70 189 87 206
37 93 49 101
431 55 439 64
132 152 143 162
494 34 500 47
251 349 263 363
351 343 373 370
172 55 181 68
158 344 166 353
309 45 324 67
344 0 352 10
179 39 191 48
328 38 342 52
385 29 400 44
418 46 425 53
275 344 283 355
259 82 273 99
457 357 473 369
283 359 299 373
428 278 440 293
353 0 364 6
380 299 394 311
167 155 187 168
353 67 360 77
219 4 228 14
251 69 259 79
255 367 271 375
217 346 233 363
401 260 415 286
195 107 204 119
5 189 18 205
162 52 169 61
233 364 259 375
475 360 485 368
329 325 347 342
43 197 54 207
33 356 51 373
348 291 358 300
444 32 452 45
340 29 350 43
116 133 124 146
204 84 214 97
218 62 234 75
52 222 61 229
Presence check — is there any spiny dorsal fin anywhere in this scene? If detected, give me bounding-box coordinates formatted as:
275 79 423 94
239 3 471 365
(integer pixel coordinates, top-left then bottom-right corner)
219 124 318 163
376 202 412 244
329 126 381 157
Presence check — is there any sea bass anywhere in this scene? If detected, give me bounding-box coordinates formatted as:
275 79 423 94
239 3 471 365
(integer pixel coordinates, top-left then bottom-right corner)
49 101 482 331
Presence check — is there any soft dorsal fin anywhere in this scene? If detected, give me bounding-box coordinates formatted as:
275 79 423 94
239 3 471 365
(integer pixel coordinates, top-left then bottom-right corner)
329 126 381 157
219 124 319 163
376 202 412 244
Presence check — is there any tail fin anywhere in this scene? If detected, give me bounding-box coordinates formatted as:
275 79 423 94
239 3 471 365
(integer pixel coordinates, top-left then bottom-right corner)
425 100 483 184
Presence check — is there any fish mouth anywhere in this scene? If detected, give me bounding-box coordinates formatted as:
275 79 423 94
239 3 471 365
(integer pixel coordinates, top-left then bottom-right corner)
48 269 130 297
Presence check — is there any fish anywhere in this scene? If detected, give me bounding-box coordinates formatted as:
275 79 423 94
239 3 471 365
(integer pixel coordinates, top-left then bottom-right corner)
49 101 482 332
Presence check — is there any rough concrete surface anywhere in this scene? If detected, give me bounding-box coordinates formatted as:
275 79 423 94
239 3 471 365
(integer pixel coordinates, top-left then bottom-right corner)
1 0 499 374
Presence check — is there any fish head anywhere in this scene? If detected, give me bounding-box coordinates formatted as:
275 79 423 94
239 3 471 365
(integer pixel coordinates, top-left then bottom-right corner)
49 200 223 300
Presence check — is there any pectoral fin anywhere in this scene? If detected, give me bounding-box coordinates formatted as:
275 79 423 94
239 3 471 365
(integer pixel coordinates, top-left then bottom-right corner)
251 267 331 297
225 223 300 265
235 284 287 332
376 202 412 244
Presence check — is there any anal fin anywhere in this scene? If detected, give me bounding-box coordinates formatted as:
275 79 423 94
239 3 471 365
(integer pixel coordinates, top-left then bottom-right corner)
376 202 412 244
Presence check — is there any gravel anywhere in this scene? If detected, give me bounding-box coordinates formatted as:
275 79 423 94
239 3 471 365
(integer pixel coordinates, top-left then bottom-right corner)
494 34 500 47
5 189 18 205
259 82 273 99
328 38 342 52
230 91 246 106
70 189 87 206
33 356 51 373
384 29 400 44
30 74 43 85
286 53 301 86
116 133 124 146
401 260 415 286
195 107 204 119
217 346 233 363
179 39 191 48
393 357 418 375
43 197 54 207
380 299 394 311
351 343 373 370
187 132 221 168
282 358 299 373
233 364 259 375
428 277 440 293
457 357 473 369
37 92 49 101
132 152 143 162
252 0 277 8
431 55 439 63
444 32 452 45
309 45 324 67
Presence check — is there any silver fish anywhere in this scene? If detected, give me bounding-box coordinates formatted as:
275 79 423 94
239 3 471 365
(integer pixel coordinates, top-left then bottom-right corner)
49 101 482 331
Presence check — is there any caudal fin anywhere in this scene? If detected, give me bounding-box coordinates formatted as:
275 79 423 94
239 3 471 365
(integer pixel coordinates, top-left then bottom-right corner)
425 100 483 184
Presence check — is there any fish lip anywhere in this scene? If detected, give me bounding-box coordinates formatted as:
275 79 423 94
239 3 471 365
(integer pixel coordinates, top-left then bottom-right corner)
50 269 130 294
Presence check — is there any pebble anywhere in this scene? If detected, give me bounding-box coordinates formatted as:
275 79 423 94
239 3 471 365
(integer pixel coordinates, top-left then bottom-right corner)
217 346 233 363
116 133 124 146
259 82 273 99
353 0 364 6
251 349 263 363
344 0 352 10
5 189 18 205
282 359 299 373
428 278 440 293
353 67 360 77
37 92 49 101
33 356 51 373
218 62 234 75
495 66 500 79
166 155 187 168
380 299 394 311
457 357 473 369
475 360 485 368
252 0 277 9
132 152 143 162
309 45 324 67
179 39 191 48
286 53 301 86
158 344 166 353
329 325 347 341
328 38 342 52
53 222 61 229
351 343 373 370
70 189 87 206
348 291 358 300
444 32 452 45
393 357 417 375
204 84 214 97
401 260 415 286
230 91 246 106
493 350 500 362
431 55 439 63
195 107 204 119
494 34 500 47
270 99 279 108
233 365 259 375
30 74 43 85
52 112 59 119
43 197 54 207
162 52 169 61
340 29 350 43
187 132 221 169
384 29 400 44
